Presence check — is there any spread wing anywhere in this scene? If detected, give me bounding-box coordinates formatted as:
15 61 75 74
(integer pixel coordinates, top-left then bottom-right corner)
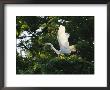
57 25 71 54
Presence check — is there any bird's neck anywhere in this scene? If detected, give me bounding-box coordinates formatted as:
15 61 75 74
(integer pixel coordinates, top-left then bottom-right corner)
50 44 60 54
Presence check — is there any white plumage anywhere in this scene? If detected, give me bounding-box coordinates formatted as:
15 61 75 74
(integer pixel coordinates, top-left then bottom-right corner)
45 25 76 55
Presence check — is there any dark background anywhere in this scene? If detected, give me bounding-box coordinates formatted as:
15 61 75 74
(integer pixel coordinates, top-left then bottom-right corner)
16 16 94 74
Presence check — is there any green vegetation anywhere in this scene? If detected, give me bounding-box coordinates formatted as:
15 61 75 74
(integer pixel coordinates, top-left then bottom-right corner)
16 16 94 74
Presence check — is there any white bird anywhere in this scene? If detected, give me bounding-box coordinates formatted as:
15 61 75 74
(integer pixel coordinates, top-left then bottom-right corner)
45 25 76 55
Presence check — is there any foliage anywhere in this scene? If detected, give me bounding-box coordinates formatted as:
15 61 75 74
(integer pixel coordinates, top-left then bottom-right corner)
16 16 94 74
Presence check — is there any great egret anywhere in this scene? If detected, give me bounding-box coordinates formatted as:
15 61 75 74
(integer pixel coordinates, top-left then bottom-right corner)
45 25 76 55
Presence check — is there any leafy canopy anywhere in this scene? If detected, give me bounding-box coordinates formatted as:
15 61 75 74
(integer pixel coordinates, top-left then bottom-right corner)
16 16 94 74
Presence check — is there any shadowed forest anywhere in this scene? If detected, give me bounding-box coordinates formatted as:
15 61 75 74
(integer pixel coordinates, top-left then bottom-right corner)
16 16 94 74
